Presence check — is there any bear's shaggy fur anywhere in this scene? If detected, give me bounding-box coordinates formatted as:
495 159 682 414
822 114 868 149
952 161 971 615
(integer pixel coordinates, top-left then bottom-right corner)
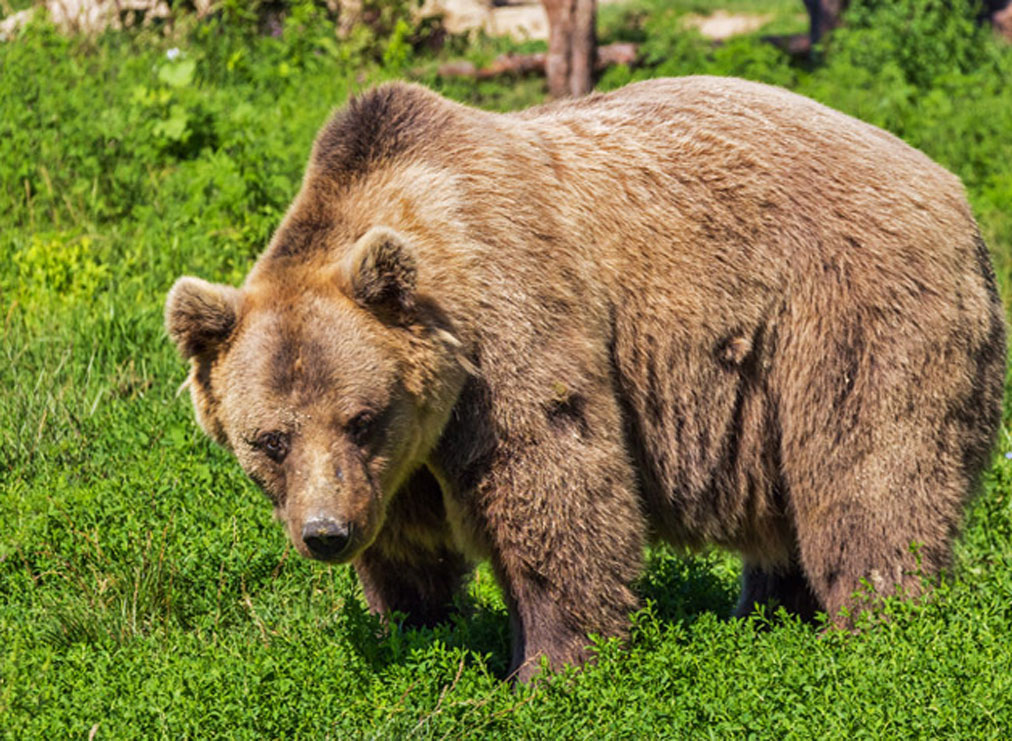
166 77 1006 681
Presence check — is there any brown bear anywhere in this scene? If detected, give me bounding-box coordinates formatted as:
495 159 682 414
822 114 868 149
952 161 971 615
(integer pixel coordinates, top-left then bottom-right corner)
165 76 1006 681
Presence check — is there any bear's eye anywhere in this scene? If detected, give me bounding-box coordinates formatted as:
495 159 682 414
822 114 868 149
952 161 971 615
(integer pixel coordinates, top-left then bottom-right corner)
256 431 290 463
346 411 375 446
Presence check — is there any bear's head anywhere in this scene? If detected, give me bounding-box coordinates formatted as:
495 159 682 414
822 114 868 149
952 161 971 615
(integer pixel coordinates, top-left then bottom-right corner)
165 227 469 563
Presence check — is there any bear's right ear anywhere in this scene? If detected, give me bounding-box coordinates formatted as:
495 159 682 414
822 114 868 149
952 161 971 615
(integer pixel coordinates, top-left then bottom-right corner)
339 227 418 324
165 277 240 359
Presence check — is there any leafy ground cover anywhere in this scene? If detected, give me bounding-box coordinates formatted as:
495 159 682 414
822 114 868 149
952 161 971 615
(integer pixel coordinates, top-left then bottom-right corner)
3 0 1012 736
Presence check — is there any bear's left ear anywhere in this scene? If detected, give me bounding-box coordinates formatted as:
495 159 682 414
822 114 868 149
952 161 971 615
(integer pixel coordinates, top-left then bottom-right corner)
340 227 418 323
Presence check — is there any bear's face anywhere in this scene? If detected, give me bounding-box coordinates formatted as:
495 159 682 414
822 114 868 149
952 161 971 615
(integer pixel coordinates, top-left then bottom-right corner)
166 228 468 562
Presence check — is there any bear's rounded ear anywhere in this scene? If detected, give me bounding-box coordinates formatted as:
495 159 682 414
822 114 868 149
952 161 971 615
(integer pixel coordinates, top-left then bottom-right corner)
339 226 417 323
165 276 241 359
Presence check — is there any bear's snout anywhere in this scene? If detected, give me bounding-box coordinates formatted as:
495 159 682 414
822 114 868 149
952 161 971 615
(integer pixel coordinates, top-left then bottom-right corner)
302 517 353 561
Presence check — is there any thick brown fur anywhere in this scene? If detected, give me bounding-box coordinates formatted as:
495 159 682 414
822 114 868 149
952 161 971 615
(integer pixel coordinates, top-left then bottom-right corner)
166 77 1006 682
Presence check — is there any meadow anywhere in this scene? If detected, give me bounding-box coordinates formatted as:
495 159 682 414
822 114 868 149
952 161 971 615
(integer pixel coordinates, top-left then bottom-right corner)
3 0 1012 736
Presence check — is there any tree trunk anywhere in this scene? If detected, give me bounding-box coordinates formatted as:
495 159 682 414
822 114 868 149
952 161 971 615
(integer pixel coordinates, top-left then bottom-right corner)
543 0 597 98
435 42 637 82
803 0 846 45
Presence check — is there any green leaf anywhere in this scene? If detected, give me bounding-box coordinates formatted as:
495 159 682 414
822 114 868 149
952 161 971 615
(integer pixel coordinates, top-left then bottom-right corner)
158 58 196 89
152 105 188 141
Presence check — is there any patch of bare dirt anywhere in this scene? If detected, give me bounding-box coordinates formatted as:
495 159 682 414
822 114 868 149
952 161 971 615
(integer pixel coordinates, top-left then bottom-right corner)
422 0 624 42
681 9 774 40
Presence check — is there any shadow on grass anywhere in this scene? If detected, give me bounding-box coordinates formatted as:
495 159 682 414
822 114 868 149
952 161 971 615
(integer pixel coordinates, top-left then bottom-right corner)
334 587 514 678
341 548 741 679
636 548 740 626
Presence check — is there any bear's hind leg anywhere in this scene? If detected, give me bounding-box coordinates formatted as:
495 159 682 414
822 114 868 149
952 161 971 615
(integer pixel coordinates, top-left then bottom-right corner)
791 498 953 628
775 296 1002 626
783 405 980 625
735 561 821 623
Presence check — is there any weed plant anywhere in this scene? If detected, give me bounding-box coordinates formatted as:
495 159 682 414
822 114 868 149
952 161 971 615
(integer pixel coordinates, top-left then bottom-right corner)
2 0 1012 736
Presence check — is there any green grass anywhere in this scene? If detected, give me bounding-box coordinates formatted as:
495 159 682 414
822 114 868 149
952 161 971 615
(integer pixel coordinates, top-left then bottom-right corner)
3 0 1012 736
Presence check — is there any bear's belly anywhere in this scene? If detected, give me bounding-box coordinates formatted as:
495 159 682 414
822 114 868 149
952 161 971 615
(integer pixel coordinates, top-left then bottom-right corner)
609 307 790 558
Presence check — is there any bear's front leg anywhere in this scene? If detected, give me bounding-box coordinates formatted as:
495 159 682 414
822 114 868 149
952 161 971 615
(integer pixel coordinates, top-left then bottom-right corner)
355 546 470 629
442 408 646 681
354 467 471 629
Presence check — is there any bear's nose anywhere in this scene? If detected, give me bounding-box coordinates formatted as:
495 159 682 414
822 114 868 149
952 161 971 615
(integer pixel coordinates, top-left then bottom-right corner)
302 518 352 560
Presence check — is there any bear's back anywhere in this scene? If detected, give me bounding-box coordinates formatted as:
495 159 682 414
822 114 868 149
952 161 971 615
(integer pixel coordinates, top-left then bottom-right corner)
494 76 980 316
